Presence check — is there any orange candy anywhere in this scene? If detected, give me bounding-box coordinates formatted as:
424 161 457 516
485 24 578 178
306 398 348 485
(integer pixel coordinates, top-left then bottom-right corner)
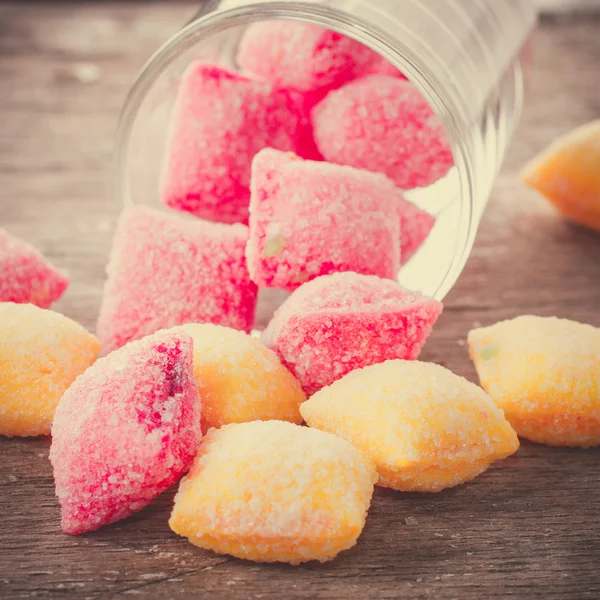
469 316 600 447
300 360 519 492
169 421 377 564
0 303 100 437
522 120 600 232
179 324 305 434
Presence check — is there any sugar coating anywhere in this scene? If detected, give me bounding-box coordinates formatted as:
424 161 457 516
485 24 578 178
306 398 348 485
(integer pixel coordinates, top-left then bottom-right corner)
237 21 379 96
0 229 68 308
97 206 258 354
522 119 600 232
301 360 519 492
468 315 600 448
364 56 407 79
0 303 100 437
162 63 318 224
169 420 377 564
261 272 443 395
50 329 201 535
396 194 436 265
246 149 400 290
312 75 454 190
180 323 305 434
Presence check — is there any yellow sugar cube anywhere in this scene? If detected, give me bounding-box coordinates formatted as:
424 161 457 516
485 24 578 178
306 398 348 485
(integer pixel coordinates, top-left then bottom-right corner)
0 303 100 437
469 315 600 447
179 324 305 434
169 420 377 564
300 360 519 492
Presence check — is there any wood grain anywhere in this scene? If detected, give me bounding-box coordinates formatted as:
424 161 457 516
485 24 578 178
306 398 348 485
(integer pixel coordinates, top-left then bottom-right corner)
1 3 600 599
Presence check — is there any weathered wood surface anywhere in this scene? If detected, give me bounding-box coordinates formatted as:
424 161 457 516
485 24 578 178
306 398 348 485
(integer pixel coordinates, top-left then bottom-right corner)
1 3 600 599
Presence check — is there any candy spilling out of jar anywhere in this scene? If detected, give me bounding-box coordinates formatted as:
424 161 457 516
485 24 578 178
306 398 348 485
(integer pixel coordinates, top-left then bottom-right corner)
522 119 600 232
2 21 599 568
0 228 69 308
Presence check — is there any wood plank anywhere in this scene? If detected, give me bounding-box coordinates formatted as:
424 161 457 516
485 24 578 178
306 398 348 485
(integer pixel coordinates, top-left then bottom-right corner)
1 3 599 599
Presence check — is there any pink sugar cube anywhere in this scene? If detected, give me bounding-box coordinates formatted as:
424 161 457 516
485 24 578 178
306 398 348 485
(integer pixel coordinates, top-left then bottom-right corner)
246 148 400 291
262 271 443 395
237 21 379 96
50 328 201 535
162 63 318 224
97 206 257 354
397 196 436 265
0 229 68 308
312 75 454 190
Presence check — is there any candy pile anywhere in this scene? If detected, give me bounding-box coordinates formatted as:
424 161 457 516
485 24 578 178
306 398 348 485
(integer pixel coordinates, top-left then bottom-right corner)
1 22 599 567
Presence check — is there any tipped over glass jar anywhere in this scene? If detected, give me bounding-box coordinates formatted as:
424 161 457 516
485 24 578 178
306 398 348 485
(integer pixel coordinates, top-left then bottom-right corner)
115 0 537 310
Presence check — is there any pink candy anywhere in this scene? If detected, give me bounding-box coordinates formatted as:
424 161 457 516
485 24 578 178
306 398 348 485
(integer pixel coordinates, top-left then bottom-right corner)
162 63 318 224
97 206 257 354
262 271 443 395
312 75 454 190
364 56 407 79
0 228 68 308
246 148 400 291
396 196 436 265
237 21 378 96
50 329 201 535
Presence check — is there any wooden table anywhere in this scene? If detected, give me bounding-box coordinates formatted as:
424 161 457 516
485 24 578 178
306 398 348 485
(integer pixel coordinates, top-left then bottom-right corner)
1 3 600 598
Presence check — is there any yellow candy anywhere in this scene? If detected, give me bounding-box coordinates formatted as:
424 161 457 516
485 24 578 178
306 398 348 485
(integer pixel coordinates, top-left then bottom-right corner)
0 303 100 437
522 120 600 232
169 420 377 564
300 360 519 492
468 315 600 447
179 324 305 434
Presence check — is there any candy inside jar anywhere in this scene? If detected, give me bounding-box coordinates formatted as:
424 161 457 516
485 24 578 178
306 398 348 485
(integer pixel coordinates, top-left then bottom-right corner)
115 1 537 328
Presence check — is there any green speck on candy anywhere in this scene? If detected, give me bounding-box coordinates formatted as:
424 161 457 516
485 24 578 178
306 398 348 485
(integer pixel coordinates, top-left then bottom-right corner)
479 344 499 360
263 234 286 258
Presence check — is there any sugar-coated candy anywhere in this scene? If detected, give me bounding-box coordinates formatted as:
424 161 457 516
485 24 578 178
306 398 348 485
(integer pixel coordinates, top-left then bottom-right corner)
169 421 377 564
162 63 318 224
312 75 453 190
0 229 68 308
262 272 443 395
50 329 201 535
237 21 378 96
396 195 436 265
0 303 99 437
364 55 407 79
246 149 400 290
469 316 600 448
97 206 257 354
522 120 600 232
301 360 519 492
180 323 305 434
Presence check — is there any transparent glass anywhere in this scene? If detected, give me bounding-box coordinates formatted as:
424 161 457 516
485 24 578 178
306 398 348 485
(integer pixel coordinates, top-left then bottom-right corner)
116 0 537 307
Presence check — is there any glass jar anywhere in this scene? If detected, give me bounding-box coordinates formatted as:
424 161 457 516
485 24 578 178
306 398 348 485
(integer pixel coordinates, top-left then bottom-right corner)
115 0 537 310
